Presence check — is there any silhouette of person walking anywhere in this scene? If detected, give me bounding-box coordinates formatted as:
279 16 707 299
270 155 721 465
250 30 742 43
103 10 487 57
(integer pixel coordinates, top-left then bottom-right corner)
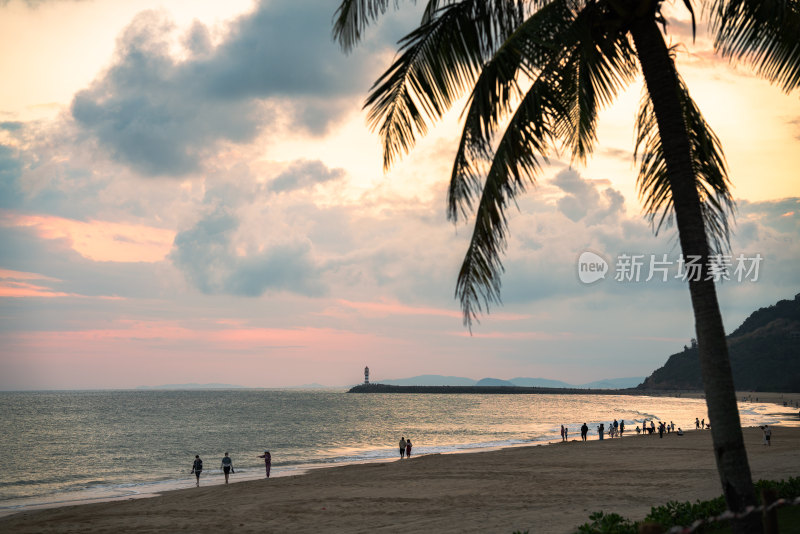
191 455 203 487
221 452 233 484
257 450 271 478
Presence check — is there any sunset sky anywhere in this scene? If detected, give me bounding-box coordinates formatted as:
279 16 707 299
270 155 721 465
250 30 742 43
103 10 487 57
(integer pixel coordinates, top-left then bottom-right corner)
1 0 798 390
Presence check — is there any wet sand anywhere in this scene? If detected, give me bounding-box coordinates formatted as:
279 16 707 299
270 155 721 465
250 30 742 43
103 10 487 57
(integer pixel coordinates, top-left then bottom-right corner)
2 425 798 533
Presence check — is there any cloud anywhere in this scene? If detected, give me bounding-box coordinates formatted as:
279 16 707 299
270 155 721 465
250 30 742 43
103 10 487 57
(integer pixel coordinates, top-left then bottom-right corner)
268 160 346 193
0 0 86 6
790 118 800 140
1 211 174 262
70 0 390 177
0 145 23 209
0 121 23 131
70 10 264 176
0 223 180 302
550 168 624 224
169 208 326 297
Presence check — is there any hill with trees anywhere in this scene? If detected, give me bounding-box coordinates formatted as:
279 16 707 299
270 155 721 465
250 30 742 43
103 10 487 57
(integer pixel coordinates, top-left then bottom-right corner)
640 294 800 392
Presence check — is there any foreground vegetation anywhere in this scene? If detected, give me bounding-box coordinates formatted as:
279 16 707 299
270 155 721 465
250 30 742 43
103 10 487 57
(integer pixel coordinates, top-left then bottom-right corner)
569 477 800 533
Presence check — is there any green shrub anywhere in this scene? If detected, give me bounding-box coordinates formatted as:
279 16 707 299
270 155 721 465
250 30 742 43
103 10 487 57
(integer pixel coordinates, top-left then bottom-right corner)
574 512 638 534
569 476 800 534
755 476 800 500
643 496 727 531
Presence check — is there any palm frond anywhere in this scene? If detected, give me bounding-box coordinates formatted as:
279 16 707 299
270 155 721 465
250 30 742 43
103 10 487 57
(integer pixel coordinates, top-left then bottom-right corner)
452 3 639 327
447 0 577 222
634 73 735 254
365 0 527 170
448 1 637 222
454 59 574 328
707 0 800 92
334 0 404 52
555 4 639 163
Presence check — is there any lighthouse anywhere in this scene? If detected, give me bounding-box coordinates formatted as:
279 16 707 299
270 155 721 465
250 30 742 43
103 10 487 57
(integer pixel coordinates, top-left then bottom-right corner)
364 366 370 385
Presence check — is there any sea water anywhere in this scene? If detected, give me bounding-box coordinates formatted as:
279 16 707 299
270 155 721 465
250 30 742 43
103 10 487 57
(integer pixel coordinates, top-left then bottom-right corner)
1 389 797 516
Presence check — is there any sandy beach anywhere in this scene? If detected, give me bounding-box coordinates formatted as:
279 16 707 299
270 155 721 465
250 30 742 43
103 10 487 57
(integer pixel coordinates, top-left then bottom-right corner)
2 425 798 534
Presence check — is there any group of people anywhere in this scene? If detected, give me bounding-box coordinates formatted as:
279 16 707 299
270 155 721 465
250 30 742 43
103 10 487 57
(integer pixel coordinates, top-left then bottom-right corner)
398 436 413 458
190 450 272 487
591 419 626 440
695 417 710 429
633 420 678 437
565 418 695 442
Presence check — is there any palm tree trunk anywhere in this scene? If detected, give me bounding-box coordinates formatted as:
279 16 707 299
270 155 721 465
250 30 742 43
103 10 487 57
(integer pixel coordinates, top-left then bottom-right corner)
628 15 761 534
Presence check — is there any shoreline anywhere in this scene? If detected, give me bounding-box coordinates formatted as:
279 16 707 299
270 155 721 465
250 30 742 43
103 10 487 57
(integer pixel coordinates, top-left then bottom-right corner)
0 434 569 519
2 425 799 533
2 390 798 522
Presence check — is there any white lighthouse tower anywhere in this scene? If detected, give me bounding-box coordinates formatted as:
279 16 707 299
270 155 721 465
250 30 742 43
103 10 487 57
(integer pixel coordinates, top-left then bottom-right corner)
364 366 370 385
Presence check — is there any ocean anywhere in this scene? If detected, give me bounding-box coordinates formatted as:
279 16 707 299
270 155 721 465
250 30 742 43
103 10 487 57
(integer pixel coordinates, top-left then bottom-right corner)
1 389 797 516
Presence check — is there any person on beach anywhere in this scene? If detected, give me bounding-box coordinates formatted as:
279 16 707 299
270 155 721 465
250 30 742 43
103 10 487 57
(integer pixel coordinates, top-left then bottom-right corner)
635 425 641 435
191 455 203 487
650 421 655 435
598 423 604 440
613 419 618 437
406 439 412 458
560 425 565 441
221 452 233 484
399 437 407 459
619 420 625 436
701 418 705 429
658 422 665 438
677 428 684 436
764 425 772 446
696 417 700 429
581 423 588 442
257 451 271 478
564 426 568 441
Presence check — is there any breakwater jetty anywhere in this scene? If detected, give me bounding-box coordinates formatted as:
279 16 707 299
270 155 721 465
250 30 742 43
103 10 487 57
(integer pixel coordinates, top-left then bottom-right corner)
348 383 641 395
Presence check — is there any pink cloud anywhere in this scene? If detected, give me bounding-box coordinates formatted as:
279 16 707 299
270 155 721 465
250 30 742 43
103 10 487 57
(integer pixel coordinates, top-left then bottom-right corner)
0 280 76 298
0 268 60 281
0 269 123 299
330 298 531 321
451 330 575 340
0 210 174 262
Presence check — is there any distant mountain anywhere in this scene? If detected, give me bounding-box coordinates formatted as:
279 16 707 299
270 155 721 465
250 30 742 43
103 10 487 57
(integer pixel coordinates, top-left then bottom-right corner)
579 377 645 389
475 377 516 387
509 377 574 388
136 383 246 390
641 293 800 392
379 375 477 386
375 375 643 389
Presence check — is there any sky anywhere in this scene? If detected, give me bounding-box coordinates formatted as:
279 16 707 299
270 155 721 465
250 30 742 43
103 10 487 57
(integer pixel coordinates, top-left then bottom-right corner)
0 0 798 390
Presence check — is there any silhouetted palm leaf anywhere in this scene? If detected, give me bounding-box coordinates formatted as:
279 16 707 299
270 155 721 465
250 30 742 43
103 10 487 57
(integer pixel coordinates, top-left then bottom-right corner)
361 1 526 169
447 0 577 222
708 0 800 92
333 0 398 53
634 71 734 254
451 8 638 326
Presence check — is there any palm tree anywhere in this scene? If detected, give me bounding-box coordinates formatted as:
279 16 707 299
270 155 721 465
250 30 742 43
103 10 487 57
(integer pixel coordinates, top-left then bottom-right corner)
333 1 797 531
